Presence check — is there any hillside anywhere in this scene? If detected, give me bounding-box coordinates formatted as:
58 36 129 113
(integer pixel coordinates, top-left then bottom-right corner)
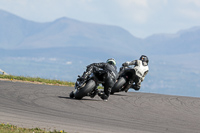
143 26 200 55
0 9 142 56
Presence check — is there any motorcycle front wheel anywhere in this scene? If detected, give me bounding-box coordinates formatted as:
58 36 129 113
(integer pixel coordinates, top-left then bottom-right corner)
74 80 96 99
111 77 126 94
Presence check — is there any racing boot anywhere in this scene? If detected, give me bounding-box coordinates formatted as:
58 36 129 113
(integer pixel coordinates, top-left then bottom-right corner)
98 91 108 101
131 84 140 91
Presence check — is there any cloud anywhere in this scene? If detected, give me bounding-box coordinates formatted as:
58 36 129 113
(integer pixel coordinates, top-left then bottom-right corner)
115 0 149 23
179 8 200 18
49 58 57 61
117 0 148 7
176 0 200 19
66 61 72 65
182 0 200 7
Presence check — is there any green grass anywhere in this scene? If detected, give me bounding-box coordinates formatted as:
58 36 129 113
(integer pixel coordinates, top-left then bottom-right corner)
0 74 103 89
0 74 104 90
0 74 75 87
0 123 67 133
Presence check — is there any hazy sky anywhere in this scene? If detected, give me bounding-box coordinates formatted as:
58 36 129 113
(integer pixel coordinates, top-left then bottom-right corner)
0 0 200 38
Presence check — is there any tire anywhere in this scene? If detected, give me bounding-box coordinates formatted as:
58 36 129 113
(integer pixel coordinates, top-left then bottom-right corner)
69 91 74 98
74 80 96 99
111 77 126 94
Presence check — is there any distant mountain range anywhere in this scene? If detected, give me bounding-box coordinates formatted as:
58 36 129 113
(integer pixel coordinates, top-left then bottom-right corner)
144 26 200 55
0 9 200 97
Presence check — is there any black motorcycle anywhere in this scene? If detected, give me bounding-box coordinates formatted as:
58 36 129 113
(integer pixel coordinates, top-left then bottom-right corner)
111 66 136 94
69 68 106 99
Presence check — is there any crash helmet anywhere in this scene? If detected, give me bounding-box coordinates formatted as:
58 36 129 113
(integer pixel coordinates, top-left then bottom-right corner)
106 58 116 66
140 55 149 65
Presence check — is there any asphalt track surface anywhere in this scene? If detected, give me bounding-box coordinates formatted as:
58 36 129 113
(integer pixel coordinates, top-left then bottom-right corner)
1 80 200 133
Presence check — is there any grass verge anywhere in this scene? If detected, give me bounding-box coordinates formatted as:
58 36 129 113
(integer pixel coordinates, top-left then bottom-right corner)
0 74 75 87
0 74 103 90
0 123 67 133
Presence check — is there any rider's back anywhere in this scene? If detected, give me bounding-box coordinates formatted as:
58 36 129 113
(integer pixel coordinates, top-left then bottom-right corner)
134 60 149 78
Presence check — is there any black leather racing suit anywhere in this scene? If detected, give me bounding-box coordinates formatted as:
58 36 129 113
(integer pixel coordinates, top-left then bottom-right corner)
85 62 118 99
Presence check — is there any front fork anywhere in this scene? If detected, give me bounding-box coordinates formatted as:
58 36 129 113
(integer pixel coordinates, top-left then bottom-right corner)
123 76 134 92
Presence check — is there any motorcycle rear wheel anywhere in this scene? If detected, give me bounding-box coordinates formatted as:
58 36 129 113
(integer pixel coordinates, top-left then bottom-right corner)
74 80 96 99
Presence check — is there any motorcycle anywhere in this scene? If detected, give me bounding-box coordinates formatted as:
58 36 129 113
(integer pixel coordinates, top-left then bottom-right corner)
69 68 106 100
111 66 137 94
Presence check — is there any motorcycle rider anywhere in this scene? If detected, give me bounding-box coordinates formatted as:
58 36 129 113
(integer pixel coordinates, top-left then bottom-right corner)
121 55 149 91
78 58 118 101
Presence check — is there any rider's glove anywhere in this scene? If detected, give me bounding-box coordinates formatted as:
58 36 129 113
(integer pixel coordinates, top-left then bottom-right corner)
122 61 130 67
